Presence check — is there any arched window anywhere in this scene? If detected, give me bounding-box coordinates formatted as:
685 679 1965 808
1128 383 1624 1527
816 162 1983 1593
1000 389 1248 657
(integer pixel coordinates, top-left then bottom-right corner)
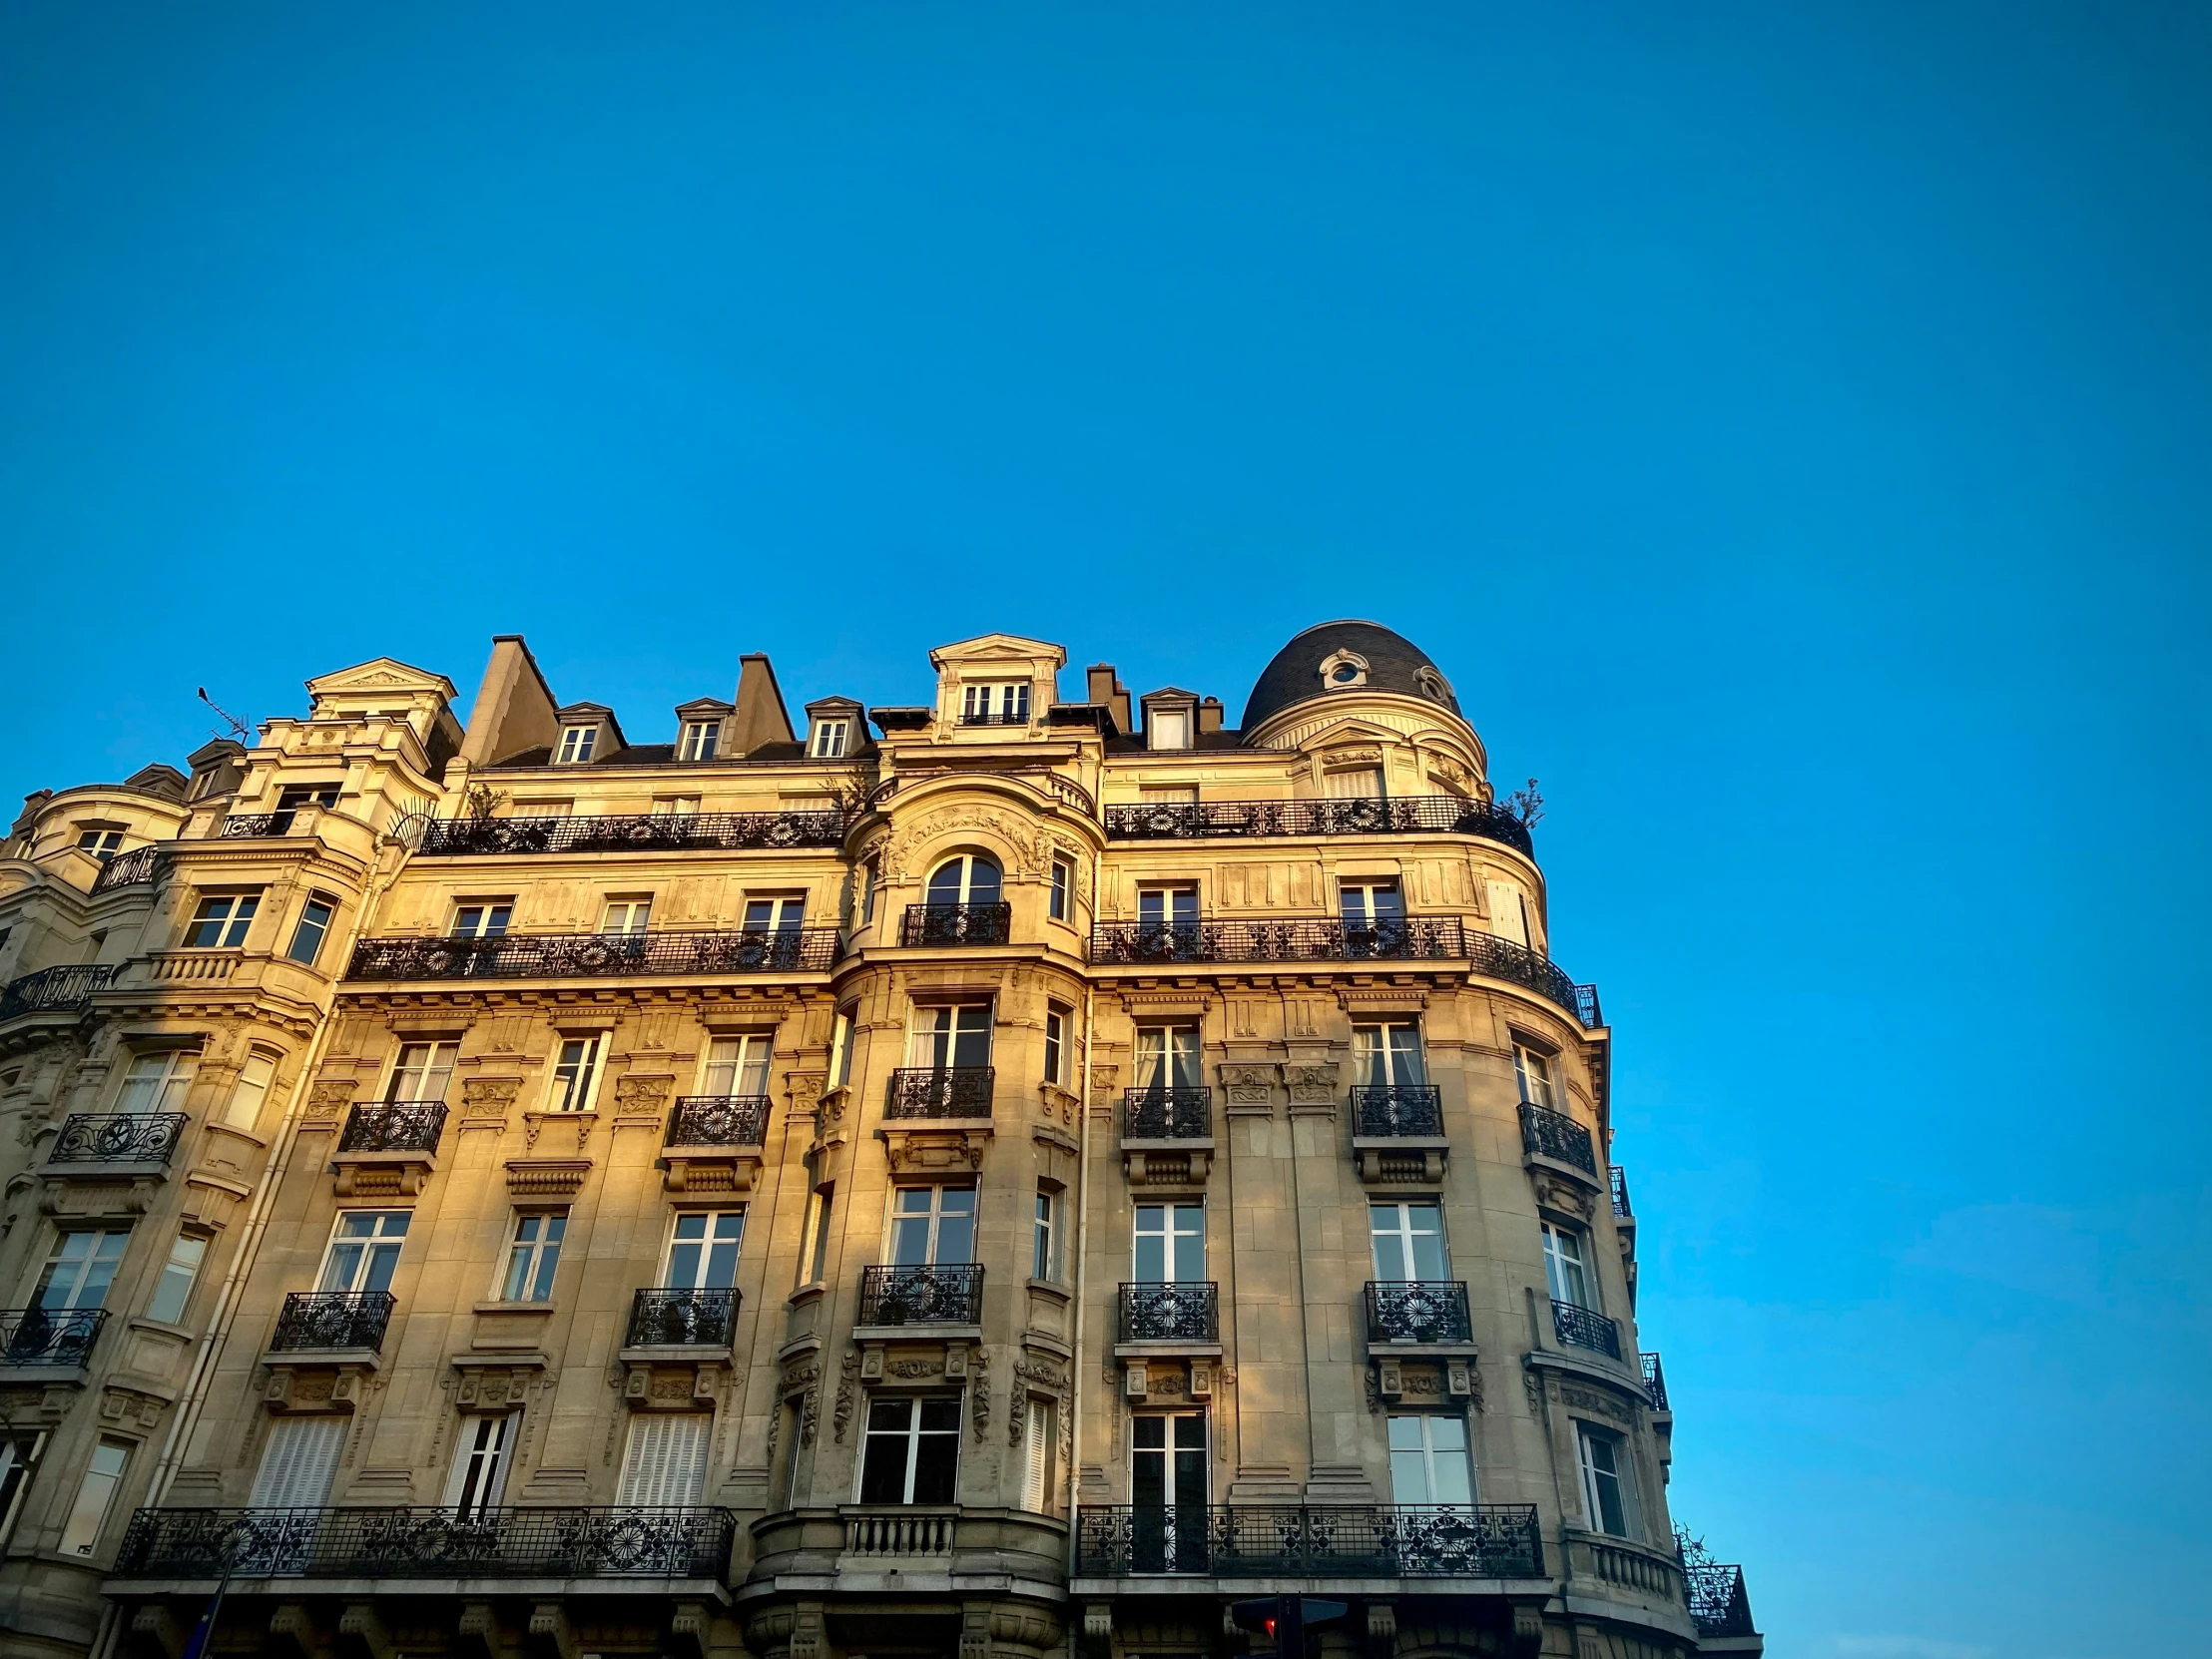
926 854 1002 907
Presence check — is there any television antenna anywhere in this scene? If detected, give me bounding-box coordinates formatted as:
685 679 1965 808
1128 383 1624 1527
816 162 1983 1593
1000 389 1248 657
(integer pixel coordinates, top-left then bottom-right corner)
197 687 253 744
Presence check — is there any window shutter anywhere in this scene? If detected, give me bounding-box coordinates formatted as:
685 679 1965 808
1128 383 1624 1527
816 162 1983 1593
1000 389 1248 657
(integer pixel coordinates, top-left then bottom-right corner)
1023 1399 1053 1512
251 1415 347 1508
1325 768 1382 800
618 1412 711 1506
1484 880 1529 947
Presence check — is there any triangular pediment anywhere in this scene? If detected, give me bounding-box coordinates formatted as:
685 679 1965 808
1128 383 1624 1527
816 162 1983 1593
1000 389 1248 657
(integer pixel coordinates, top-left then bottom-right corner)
305 658 458 702
927 633 1067 670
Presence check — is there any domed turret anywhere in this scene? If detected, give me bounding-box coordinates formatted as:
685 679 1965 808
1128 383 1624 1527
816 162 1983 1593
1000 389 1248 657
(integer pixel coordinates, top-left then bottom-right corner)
1239 619 1461 736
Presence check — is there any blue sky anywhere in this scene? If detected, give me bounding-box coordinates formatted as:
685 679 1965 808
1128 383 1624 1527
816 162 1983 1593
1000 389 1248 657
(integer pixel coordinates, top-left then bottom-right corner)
5 4 2208 1652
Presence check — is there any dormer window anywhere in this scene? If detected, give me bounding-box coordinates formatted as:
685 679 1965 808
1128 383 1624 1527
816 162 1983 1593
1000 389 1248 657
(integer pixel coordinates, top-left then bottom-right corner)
1320 649 1370 689
812 720 850 759
556 726 597 765
1149 709 1189 751
961 684 1030 726
680 722 721 762
76 830 124 862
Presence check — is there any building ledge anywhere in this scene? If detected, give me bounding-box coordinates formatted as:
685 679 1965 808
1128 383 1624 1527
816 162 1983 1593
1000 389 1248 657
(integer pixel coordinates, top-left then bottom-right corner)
1067 1574 1555 1596
1112 1342 1223 1359
103 1575 735 1601
1524 1346 1646 1396
851 1324 983 1344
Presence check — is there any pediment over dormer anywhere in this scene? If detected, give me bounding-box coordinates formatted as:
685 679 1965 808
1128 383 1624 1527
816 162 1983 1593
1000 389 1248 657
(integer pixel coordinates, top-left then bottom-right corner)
306 658 458 705
927 633 1067 670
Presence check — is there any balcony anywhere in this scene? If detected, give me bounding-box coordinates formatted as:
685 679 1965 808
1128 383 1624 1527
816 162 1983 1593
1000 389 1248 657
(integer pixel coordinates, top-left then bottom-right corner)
218 812 297 837
1123 1086 1211 1139
1640 1351 1669 1411
272 1291 396 1355
1685 1561 1758 1638
856 1264 984 1327
957 711 1031 727
1519 1102 1598 1178
0 963 118 1020
1075 1503 1544 1579
626 1288 738 1349
114 1505 736 1581
666 1095 770 1147
48 1113 187 1169
1103 794 1534 857
416 810 846 856
884 1066 993 1120
1551 1299 1622 1360
1119 1282 1219 1344
1351 1083 1442 1137
1364 1281 1472 1346
345 926 840 982
1091 915 1468 967
1610 1165 1632 1217
337 1102 447 1154
0 1308 107 1368
90 843 167 892
898 902 1012 946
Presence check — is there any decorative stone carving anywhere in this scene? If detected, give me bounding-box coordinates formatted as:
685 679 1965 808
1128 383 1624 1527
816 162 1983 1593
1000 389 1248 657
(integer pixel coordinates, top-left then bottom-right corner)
304 1079 354 1120
613 1074 673 1116
1218 1062 1278 1108
832 1355 857 1443
969 1346 991 1442
460 1077 521 1122
1285 1061 1340 1105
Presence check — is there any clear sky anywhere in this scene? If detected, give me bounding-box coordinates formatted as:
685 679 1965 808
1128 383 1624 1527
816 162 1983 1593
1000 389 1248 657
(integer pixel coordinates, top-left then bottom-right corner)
5 4 2208 1654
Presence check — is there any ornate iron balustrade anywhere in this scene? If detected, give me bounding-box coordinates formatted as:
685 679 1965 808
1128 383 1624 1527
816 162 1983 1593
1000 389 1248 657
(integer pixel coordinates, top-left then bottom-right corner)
0 963 118 1020
346 926 840 982
1518 1103 1598 1176
1551 1299 1621 1360
50 1113 188 1166
1352 1084 1442 1137
1574 984 1603 1026
1364 1281 1472 1344
856 1264 984 1326
666 1095 771 1147
219 813 291 837
417 811 847 856
957 711 1031 727
1120 1282 1219 1342
899 902 1012 946
1610 1165 1631 1218
1640 1352 1669 1410
627 1288 738 1348
337 1102 448 1154
91 843 166 892
1075 1503 1544 1578
114 1505 736 1580
1123 1087 1211 1138
1103 795 1535 856
1090 915 1468 966
1684 1562 1756 1637
272 1291 397 1354
884 1067 994 1119
0 1308 107 1367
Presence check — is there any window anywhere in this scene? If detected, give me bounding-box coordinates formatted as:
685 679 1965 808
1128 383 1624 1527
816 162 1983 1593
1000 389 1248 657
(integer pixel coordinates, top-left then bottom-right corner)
829 1008 857 1090
501 1213 565 1302
1513 1044 1557 1109
251 1415 346 1509
1032 1188 1058 1281
858 1396 960 1502
76 829 123 861
185 894 258 948
679 721 721 762
556 726 598 764
224 1050 276 1129
36 1231 130 1311
619 1412 712 1506
386 1042 457 1104
1371 1203 1446 1283
513 800 571 819
1137 885 1199 932
743 895 806 934
1542 1223 1593 1310
907 1004 992 1071
665 1212 746 1290
812 720 850 759
286 893 336 964
925 854 1002 907
57 1441 130 1557
1340 880 1403 931
801 1184 835 1286
1353 1023 1426 1086
1577 1424 1641 1538
1148 709 1189 751
888 1186 976 1266
858 859 878 924
318 1212 409 1295
1049 854 1074 921
1134 1027 1200 1095
1043 1005 1068 1086
270 783 340 833
1485 879 1532 948
650 796 701 816
601 898 652 935
961 682 1030 725
1133 1203 1204 1283
1130 1413 1207 1569
1324 767 1384 800
0 1435 41 1548
115 1050 197 1115
444 1411 517 1517
144 1233 209 1325
702 1035 773 1099
1023 1396 1056 1512
452 902 512 938
549 1035 605 1112
1388 1414 1474 1505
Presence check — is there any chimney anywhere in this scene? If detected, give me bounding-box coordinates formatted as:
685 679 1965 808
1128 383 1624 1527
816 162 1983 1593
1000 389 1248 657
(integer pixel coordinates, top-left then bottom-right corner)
1086 663 1133 737
730 654 797 758
458 635 562 768
1198 697 1224 734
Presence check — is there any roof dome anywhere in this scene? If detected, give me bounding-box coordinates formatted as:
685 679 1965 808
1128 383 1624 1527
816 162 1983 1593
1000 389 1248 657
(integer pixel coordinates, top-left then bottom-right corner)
1239 620 1462 734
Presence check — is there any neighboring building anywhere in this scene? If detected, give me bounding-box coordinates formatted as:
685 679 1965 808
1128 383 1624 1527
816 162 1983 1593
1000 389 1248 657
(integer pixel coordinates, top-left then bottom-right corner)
0 624 1761 1659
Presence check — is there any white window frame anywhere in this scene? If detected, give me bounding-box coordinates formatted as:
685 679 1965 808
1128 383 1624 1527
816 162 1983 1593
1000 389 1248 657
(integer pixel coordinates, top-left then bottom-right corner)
1132 1202 1205 1283
1339 880 1403 927
812 720 850 759
548 1035 606 1113
114 1050 198 1116
600 897 653 935
1147 708 1189 751
35 1230 131 1311
452 901 513 939
887 1185 977 1266
701 1035 773 1099
443 1410 518 1516
1023 1396 1056 1512
743 894 807 933
1043 1007 1067 1086
501 1212 566 1303
1136 885 1199 928
1032 1188 1058 1282
856 1395 962 1503
77 829 124 860
1542 1222 1594 1310
1577 1423 1641 1539
664 1211 747 1290
556 726 597 765
906 1003 992 1070
1049 854 1074 921
1133 1027 1201 1092
1353 1023 1426 1086
319 1211 410 1295
57 1440 130 1557
961 682 1030 724
829 1008 856 1090
679 721 721 762
0 1433 44 1549
1370 1202 1447 1284
224 1048 277 1129
185 893 259 948
1387 1412 1474 1505
384 1041 458 1105
924 855 1002 906
1514 1044 1557 1108
144 1232 209 1326
800 1184 835 1287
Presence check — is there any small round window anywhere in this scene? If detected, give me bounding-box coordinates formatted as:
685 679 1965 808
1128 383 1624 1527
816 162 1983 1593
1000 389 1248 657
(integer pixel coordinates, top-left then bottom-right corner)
1319 649 1370 690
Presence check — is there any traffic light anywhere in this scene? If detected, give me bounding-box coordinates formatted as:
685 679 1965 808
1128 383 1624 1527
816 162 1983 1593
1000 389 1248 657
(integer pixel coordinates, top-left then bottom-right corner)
1231 1596 1349 1658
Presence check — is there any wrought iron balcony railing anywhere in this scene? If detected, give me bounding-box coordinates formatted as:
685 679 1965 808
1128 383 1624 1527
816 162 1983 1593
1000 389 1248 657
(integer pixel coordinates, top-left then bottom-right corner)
417 810 847 857
1075 1503 1544 1578
0 963 119 1020
91 843 167 892
899 902 1012 946
1551 1299 1622 1360
0 1308 107 1367
957 711 1031 727
1610 1165 1632 1218
1640 1352 1669 1410
1684 1561 1757 1637
665 1095 771 1146
1364 1281 1472 1344
856 1264 983 1326
219 812 294 837
1518 1102 1598 1176
1120 1282 1219 1343
1091 915 1467 967
50 1113 188 1166
346 926 840 982
1104 794 1534 857
272 1291 397 1354
1123 1086 1211 1138
627 1288 739 1348
336 1102 448 1154
884 1067 994 1119
115 1505 737 1580
1351 1083 1442 1137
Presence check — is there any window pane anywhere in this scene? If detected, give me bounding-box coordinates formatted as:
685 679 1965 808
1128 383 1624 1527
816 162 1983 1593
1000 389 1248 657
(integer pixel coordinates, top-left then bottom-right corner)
911 1425 959 1502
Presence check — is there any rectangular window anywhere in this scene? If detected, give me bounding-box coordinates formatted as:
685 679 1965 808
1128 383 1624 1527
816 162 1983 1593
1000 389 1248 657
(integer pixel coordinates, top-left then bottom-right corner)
1387 1413 1474 1505
601 898 652 935
680 722 721 762
802 1184 835 1286
1023 1396 1055 1511
1340 880 1403 929
557 726 597 764
502 1213 565 1302
1325 767 1384 800
250 1415 346 1508
452 903 512 938
1353 1023 1426 1086
386 1042 457 1104
318 1211 410 1295
37 1231 131 1311
144 1233 208 1325
224 1050 276 1130
618 1412 713 1506
550 1035 605 1112
702 1034 773 1098
1032 1188 1057 1281
858 859 878 924
1134 1027 1201 1093
961 683 1030 724
1148 709 1189 750
1578 1424 1641 1538
185 894 258 948
1542 1223 1592 1310
665 1212 746 1290
1371 1203 1447 1283
57 1441 130 1557
0 1435 41 1548
906 1004 992 1070
115 1050 197 1115
270 783 340 832
1049 854 1074 920
1485 879 1531 948
829 1008 857 1090
1513 1044 1556 1108
1130 1412 1207 1570
743 895 806 934
1043 1006 1067 1086
77 830 124 861
443 1411 517 1516
1137 886 1200 929
858 1396 960 1503
812 720 850 759
286 893 337 965
888 1186 976 1266
1133 1203 1204 1283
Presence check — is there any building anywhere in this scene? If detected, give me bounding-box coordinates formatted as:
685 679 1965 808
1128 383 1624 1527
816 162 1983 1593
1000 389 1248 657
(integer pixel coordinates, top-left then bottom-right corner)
0 623 1762 1659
